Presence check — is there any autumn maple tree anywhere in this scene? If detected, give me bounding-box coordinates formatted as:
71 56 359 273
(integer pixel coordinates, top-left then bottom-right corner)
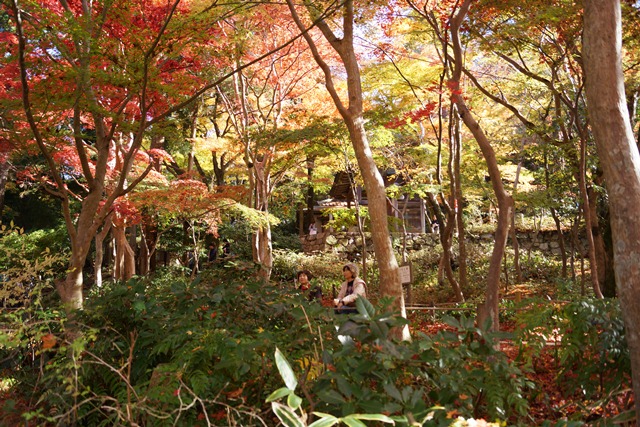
365 16 470 301
284 0 410 340
213 3 327 280
461 0 610 299
0 0 243 311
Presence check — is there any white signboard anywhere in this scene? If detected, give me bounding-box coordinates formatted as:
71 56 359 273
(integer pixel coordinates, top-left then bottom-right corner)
398 264 412 284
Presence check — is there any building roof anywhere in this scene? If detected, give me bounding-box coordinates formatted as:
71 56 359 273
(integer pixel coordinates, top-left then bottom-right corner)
328 171 355 201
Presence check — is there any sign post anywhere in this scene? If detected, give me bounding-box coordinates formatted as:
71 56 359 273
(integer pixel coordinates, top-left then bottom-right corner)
399 263 413 305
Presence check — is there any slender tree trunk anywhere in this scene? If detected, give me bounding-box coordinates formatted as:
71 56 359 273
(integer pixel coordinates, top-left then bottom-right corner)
450 0 513 330
583 0 640 416
94 218 113 288
138 232 150 276
510 145 524 283
578 136 604 298
188 222 200 280
128 225 137 275
0 159 9 216
509 214 522 283
444 106 463 301
544 149 568 277
113 224 136 282
286 0 407 340
253 157 273 280
187 102 199 174
345 163 369 279
441 206 463 301
453 106 469 290
395 196 410 263
306 156 316 229
551 208 568 277
571 213 582 284
141 223 160 275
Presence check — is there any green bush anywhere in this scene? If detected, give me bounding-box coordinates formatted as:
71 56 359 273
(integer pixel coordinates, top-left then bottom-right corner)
0 224 68 291
269 299 532 426
3 264 340 426
3 245 555 426
514 298 631 421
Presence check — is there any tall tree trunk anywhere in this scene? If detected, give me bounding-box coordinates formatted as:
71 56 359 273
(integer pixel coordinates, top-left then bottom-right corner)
138 232 150 276
57 260 85 312
545 149 568 277
139 223 160 276
306 155 316 229
187 101 199 174
445 106 464 301
583 0 640 416
588 172 616 297
286 0 407 340
253 156 273 280
450 0 513 331
348 168 368 281
510 143 525 283
441 206 463 301
253 225 273 280
346 121 396 298
58 188 107 310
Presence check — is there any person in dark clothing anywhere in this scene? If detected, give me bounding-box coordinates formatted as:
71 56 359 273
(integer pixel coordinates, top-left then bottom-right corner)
220 239 231 258
296 270 322 302
207 244 218 262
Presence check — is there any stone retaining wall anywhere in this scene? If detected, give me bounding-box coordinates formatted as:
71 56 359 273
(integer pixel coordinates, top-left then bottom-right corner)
301 229 587 256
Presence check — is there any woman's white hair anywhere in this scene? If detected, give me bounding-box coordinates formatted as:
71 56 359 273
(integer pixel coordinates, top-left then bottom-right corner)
343 262 359 278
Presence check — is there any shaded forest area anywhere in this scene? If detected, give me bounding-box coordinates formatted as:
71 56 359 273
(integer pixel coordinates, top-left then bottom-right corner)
1 0 640 425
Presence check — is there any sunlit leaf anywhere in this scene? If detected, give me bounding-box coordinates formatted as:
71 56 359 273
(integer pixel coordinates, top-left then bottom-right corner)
275 347 298 390
271 402 305 427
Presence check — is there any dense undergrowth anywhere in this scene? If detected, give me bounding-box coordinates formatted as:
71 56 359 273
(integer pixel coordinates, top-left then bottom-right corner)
0 234 635 426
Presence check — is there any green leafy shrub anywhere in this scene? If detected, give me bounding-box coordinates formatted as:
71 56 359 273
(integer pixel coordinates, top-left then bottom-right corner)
556 300 630 397
268 299 531 426
0 225 67 423
313 301 530 424
6 264 339 426
514 298 631 421
413 315 533 423
0 224 68 306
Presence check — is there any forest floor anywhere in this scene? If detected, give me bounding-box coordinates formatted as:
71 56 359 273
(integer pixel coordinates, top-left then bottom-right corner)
406 313 636 426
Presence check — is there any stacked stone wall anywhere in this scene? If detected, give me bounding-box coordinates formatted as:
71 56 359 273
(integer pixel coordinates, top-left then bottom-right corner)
301 229 587 257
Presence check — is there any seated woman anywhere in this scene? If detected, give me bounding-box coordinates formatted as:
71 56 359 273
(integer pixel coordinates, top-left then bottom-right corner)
296 270 322 302
334 263 366 314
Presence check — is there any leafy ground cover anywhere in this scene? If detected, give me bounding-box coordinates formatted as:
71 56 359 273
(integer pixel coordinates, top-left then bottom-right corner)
407 313 635 426
0 251 635 426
